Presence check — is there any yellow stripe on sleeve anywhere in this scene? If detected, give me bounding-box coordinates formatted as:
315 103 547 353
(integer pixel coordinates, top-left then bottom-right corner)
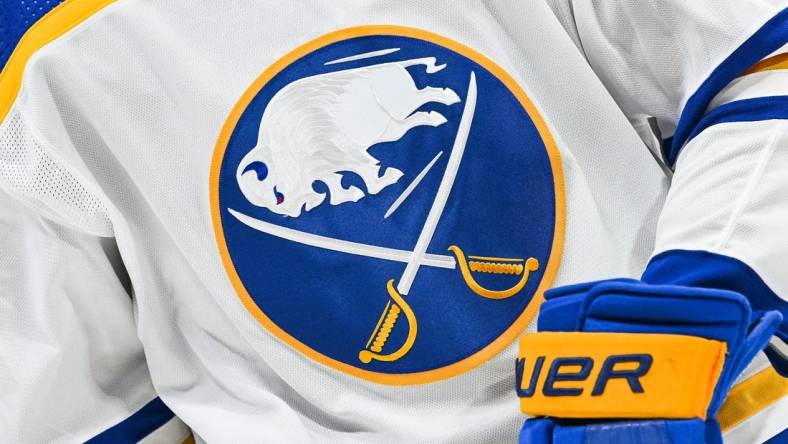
741 53 788 76
719 366 788 432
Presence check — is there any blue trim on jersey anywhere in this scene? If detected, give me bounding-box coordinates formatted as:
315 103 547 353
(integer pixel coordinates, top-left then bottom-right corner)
685 96 788 144
642 249 787 343
764 342 788 377
0 0 65 72
668 7 788 165
85 397 175 444
765 428 788 444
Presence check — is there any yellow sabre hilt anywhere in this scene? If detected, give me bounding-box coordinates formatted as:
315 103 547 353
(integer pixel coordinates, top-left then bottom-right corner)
469 260 524 275
366 302 400 354
359 279 418 364
448 245 539 300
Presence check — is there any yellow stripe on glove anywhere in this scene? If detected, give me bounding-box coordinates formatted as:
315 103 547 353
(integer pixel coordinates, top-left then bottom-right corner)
517 332 727 420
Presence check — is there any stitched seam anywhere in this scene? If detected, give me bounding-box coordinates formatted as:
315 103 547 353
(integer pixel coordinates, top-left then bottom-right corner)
715 122 785 251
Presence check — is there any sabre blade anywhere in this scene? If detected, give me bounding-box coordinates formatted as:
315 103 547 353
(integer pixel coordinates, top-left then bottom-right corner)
385 150 444 219
397 71 478 295
228 208 456 269
324 48 401 65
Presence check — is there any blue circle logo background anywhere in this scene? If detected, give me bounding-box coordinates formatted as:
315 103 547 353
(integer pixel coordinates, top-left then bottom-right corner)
215 31 559 380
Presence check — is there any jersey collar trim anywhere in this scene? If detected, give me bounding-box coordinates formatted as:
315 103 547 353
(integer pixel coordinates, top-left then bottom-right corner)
0 0 115 124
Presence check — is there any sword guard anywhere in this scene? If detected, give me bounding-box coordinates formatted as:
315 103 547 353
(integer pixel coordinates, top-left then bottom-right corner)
449 245 539 299
359 279 418 364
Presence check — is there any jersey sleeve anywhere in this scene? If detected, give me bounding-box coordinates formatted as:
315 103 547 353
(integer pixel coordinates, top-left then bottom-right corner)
0 112 189 443
545 3 788 441
0 4 189 441
545 0 788 343
643 116 788 443
553 0 788 358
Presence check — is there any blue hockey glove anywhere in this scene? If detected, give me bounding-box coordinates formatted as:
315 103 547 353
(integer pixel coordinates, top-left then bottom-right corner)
516 279 782 444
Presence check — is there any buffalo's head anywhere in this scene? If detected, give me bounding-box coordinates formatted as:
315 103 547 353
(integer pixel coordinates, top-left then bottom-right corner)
237 147 289 215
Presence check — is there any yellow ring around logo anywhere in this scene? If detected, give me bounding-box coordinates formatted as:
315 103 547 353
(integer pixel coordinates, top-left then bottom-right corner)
209 25 566 385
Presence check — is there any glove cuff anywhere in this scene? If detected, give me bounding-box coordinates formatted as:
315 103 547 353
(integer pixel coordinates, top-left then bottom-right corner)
517 332 726 419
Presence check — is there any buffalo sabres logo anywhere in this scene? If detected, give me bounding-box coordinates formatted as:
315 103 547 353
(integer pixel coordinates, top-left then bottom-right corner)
211 26 564 384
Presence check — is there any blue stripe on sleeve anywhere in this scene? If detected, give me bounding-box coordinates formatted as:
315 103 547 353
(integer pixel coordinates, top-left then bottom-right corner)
764 428 787 444
85 397 175 444
684 96 788 145
668 7 788 166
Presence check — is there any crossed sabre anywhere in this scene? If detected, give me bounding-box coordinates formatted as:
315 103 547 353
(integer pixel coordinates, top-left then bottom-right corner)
357 72 476 364
230 72 525 364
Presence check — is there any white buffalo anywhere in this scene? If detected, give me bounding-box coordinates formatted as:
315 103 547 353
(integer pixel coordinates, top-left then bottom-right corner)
237 57 460 217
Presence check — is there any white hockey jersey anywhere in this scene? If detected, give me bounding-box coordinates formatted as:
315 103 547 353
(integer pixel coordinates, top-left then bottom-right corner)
0 1 786 443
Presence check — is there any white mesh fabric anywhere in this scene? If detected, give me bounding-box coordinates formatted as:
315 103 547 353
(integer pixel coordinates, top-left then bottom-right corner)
0 107 112 236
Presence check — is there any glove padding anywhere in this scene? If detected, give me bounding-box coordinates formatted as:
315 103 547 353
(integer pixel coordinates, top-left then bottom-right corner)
521 418 706 444
518 279 782 444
